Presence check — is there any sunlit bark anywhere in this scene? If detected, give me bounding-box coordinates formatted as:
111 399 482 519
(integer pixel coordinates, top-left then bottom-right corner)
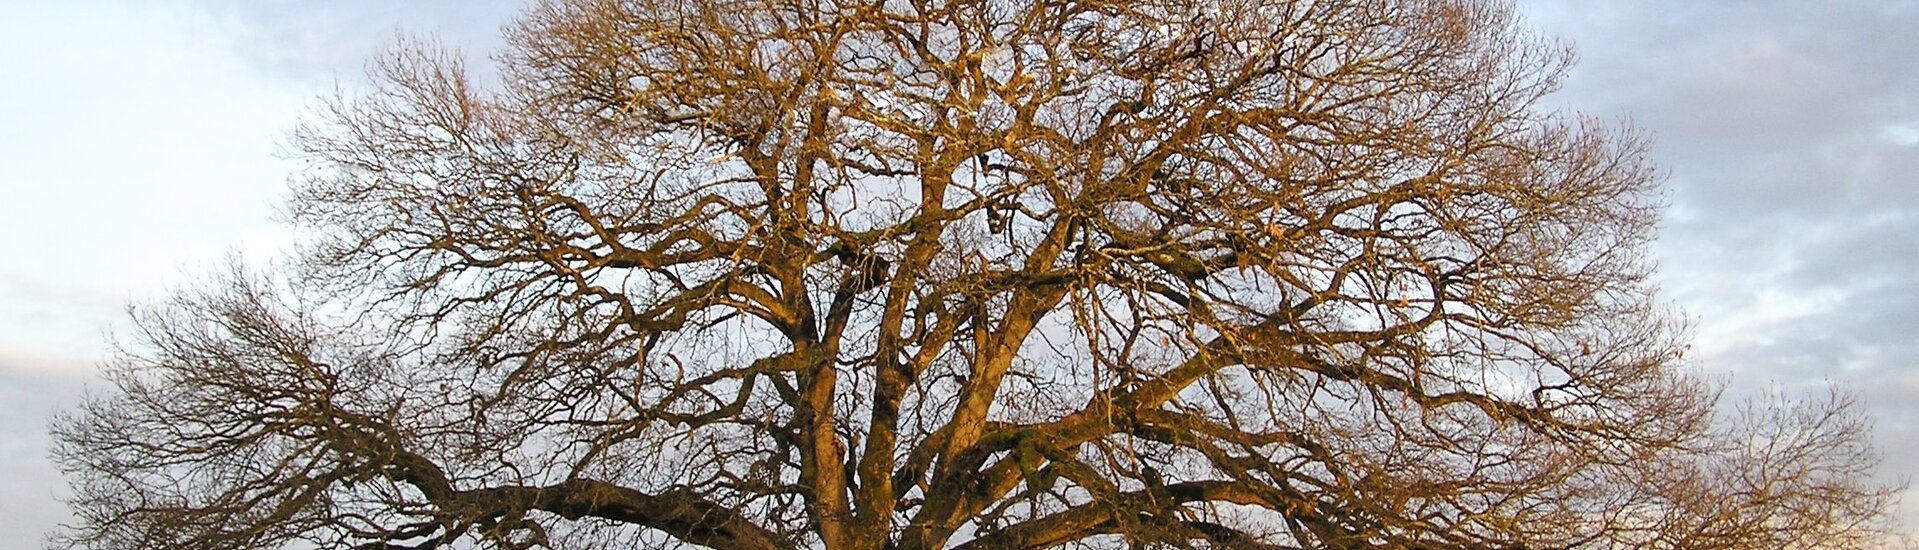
51 0 1899 548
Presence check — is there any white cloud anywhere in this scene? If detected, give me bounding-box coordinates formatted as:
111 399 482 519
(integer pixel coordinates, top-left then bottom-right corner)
0 4 519 546
0 1 331 545
0 0 301 319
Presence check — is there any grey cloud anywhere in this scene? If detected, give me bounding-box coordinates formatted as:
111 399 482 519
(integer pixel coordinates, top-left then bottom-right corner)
1526 0 1919 529
0 360 90 548
1544 1 1919 218
169 0 527 85
8 0 1916 544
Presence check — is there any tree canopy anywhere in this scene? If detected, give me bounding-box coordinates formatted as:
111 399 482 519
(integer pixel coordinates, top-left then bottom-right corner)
53 0 1900 548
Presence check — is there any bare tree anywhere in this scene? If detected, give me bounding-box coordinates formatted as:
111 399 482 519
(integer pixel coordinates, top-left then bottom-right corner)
51 0 1901 548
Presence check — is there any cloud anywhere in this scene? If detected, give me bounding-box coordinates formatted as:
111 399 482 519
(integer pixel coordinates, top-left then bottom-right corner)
3 0 1915 543
1543 1 1919 215
0 1 517 546
0 354 91 548
1525 0 1919 528
1528 0 1919 370
0 0 296 373
166 0 527 85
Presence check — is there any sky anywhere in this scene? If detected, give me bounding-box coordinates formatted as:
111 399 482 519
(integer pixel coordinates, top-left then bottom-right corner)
0 0 1914 547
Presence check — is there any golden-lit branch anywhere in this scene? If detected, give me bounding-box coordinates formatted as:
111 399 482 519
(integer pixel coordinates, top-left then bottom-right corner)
51 0 1898 549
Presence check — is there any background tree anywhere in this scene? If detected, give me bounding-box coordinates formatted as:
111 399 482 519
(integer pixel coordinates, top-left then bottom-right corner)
51 0 1900 548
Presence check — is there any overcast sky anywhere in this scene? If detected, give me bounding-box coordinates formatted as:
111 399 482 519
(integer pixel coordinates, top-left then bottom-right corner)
2 0 1915 546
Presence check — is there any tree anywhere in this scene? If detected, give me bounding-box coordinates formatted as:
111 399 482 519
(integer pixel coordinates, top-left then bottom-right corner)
51 0 1901 548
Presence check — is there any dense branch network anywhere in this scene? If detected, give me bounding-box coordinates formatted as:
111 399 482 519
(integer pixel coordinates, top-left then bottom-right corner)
52 0 1898 549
